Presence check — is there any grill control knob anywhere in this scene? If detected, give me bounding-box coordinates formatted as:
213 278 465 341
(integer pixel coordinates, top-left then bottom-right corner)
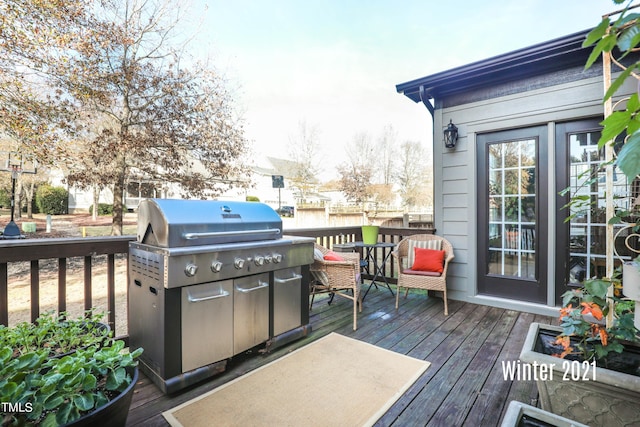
185 263 198 277
272 253 283 263
254 256 265 266
211 261 223 273
265 255 272 264
234 258 245 269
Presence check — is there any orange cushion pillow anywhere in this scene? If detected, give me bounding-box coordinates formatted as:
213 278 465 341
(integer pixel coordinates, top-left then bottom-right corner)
411 247 445 273
323 251 345 261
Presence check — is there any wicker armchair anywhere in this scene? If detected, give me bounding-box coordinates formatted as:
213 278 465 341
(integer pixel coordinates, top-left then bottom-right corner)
392 234 454 315
309 243 362 330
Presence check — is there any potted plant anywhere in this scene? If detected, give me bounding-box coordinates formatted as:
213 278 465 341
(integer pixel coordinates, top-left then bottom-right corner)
361 224 379 245
2 310 111 358
520 6 640 424
0 312 142 426
520 277 640 426
362 203 379 245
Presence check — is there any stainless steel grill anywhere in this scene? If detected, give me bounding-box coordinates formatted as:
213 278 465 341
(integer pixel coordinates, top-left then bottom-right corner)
128 199 314 393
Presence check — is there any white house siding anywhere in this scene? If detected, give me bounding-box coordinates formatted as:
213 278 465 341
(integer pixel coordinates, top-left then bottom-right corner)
433 73 635 317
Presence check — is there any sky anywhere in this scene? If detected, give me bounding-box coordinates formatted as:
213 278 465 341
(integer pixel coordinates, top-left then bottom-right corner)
185 0 634 181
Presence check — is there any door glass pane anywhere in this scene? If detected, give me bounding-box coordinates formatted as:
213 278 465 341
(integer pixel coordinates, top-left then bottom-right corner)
567 130 635 285
487 138 537 279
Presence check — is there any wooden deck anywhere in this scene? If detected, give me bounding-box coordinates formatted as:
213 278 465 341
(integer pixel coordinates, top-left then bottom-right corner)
126 287 555 427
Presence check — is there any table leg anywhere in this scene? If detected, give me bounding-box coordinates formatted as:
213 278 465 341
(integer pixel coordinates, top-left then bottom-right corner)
362 250 395 301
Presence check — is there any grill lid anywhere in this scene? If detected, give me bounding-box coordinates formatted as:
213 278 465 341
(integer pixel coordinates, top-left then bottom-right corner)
137 199 282 248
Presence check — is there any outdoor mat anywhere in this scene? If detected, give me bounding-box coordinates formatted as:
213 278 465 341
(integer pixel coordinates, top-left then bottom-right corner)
162 332 431 427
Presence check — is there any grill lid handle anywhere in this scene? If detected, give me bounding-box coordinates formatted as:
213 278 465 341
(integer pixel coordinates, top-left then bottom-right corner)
182 228 281 240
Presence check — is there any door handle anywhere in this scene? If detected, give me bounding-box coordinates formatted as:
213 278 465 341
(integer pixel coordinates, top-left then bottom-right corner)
187 290 230 302
235 281 269 293
274 273 302 284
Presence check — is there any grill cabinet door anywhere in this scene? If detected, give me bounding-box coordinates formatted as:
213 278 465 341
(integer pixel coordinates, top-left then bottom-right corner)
233 273 270 354
273 267 303 336
181 280 234 372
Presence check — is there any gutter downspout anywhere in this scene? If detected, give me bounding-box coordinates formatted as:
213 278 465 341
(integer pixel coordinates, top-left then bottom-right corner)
419 84 437 234
419 85 435 118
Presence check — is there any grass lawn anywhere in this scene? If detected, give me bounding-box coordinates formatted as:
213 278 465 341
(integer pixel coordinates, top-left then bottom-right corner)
82 224 137 236
0 210 138 238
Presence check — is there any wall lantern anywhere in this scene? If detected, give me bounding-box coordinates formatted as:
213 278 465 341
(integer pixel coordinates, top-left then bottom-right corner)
443 119 458 149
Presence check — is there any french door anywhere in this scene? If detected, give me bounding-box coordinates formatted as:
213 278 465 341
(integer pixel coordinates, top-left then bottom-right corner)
554 119 637 302
477 126 548 303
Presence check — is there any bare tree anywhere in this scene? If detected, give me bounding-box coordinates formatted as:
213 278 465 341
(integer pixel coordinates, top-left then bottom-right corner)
376 124 398 185
395 141 432 210
337 132 375 206
288 120 321 202
0 1 85 162
1 0 250 234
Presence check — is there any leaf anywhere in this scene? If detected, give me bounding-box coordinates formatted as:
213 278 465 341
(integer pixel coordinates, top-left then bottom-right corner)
583 18 611 48
82 373 97 391
628 116 640 136
94 390 108 408
580 302 604 321
598 111 631 146
561 290 578 307
0 347 12 363
27 402 43 421
604 66 636 101
64 368 86 388
586 34 619 70
614 12 640 29
106 367 127 390
41 373 64 394
43 391 64 410
41 412 59 427
608 215 623 224
618 24 640 51
616 132 640 179
627 92 640 112
0 381 18 398
584 279 610 299
73 392 95 412
13 352 45 371
607 341 625 354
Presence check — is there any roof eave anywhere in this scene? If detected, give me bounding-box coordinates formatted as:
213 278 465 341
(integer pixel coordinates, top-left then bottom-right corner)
396 28 594 103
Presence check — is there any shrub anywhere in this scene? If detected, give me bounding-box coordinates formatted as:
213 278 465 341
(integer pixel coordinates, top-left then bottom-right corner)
0 189 9 208
246 195 260 202
89 203 116 215
35 185 68 215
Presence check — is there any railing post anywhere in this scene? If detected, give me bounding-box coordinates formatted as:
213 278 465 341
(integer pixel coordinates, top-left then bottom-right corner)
58 258 67 313
84 256 92 313
0 263 7 326
107 254 116 330
30 260 39 322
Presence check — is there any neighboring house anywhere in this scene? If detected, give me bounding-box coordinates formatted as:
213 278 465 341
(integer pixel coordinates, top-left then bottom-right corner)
396 29 638 316
51 168 194 212
52 156 307 213
238 156 300 209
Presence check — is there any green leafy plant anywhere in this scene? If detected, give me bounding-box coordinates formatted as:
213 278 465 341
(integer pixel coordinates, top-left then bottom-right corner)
35 185 68 215
551 0 640 368
555 277 639 362
583 0 640 181
0 310 111 358
0 312 142 426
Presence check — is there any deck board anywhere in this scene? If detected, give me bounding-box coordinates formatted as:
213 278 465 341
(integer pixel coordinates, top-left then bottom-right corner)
126 287 555 427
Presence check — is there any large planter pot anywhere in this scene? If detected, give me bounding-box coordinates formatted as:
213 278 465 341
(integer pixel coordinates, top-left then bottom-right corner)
361 225 379 245
623 261 640 330
520 323 640 426
63 366 138 427
500 401 588 427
